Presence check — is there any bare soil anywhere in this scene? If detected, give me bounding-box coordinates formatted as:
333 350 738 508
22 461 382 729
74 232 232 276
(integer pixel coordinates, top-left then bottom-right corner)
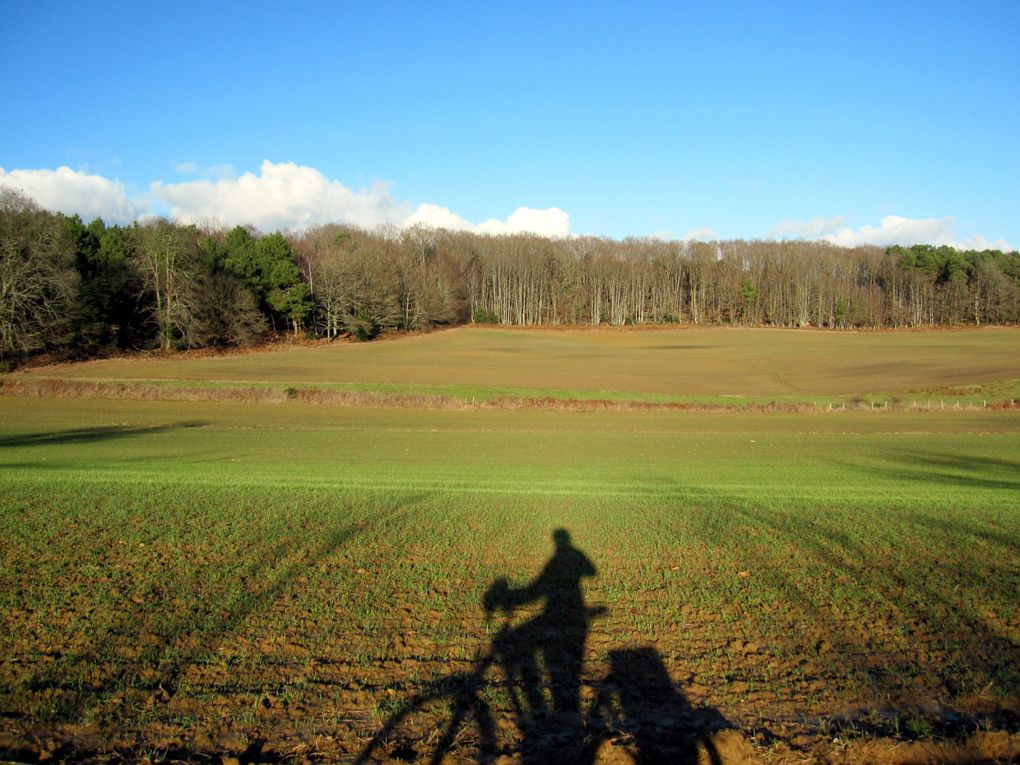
2 556 1017 765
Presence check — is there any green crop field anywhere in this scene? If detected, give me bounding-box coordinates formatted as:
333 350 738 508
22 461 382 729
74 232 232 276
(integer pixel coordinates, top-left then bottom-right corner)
1 327 1018 763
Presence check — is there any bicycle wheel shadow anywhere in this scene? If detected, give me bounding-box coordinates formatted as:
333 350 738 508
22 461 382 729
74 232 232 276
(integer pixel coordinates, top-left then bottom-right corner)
592 647 728 765
357 528 729 764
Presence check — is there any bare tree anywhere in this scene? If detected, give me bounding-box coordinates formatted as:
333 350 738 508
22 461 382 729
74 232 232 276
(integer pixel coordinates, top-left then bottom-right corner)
132 218 196 351
0 189 78 358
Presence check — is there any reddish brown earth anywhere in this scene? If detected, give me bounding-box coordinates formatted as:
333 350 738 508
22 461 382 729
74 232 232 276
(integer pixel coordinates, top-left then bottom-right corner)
2 582 1018 764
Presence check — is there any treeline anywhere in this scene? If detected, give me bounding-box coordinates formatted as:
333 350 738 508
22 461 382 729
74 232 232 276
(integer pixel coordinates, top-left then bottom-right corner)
2 187 1019 362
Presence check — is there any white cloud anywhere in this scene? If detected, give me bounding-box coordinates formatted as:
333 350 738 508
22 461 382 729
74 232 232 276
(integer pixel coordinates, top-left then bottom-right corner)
0 165 147 223
681 227 715 242
824 215 954 248
1 159 575 237
405 203 475 231
152 160 574 236
477 207 571 238
770 214 1014 251
406 202 572 238
955 233 1015 252
151 160 409 232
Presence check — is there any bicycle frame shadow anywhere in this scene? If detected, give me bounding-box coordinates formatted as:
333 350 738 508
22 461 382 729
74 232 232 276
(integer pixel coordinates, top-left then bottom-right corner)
356 528 729 764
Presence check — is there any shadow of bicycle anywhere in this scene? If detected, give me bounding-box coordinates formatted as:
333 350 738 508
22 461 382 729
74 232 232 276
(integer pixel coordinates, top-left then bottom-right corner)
357 528 729 764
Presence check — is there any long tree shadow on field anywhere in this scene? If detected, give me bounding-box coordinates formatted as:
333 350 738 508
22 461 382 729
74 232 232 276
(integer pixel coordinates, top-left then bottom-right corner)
0 422 208 449
822 449 1020 698
856 449 1020 492
7 500 415 762
725 504 1020 738
358 528 728 764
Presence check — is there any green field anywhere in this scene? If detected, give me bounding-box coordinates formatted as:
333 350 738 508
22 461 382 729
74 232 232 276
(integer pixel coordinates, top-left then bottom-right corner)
1 328 1019 763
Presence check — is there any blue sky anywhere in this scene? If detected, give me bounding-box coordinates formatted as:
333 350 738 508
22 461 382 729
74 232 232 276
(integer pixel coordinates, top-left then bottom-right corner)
2 1 1018 248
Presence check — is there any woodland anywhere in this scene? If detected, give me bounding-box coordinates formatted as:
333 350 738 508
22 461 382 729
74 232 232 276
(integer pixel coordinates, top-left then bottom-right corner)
2 187 1019 362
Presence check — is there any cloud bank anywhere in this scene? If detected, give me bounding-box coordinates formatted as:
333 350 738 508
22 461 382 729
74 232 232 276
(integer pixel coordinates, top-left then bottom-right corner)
2 161 1014 250
0 165 147 223
1 160 574 237
152 161 409 232
770 214 1014 251
406 202 571 238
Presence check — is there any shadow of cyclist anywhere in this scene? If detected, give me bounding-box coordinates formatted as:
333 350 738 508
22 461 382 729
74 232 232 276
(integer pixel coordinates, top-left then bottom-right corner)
356 529 731 764
484 528 600 759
